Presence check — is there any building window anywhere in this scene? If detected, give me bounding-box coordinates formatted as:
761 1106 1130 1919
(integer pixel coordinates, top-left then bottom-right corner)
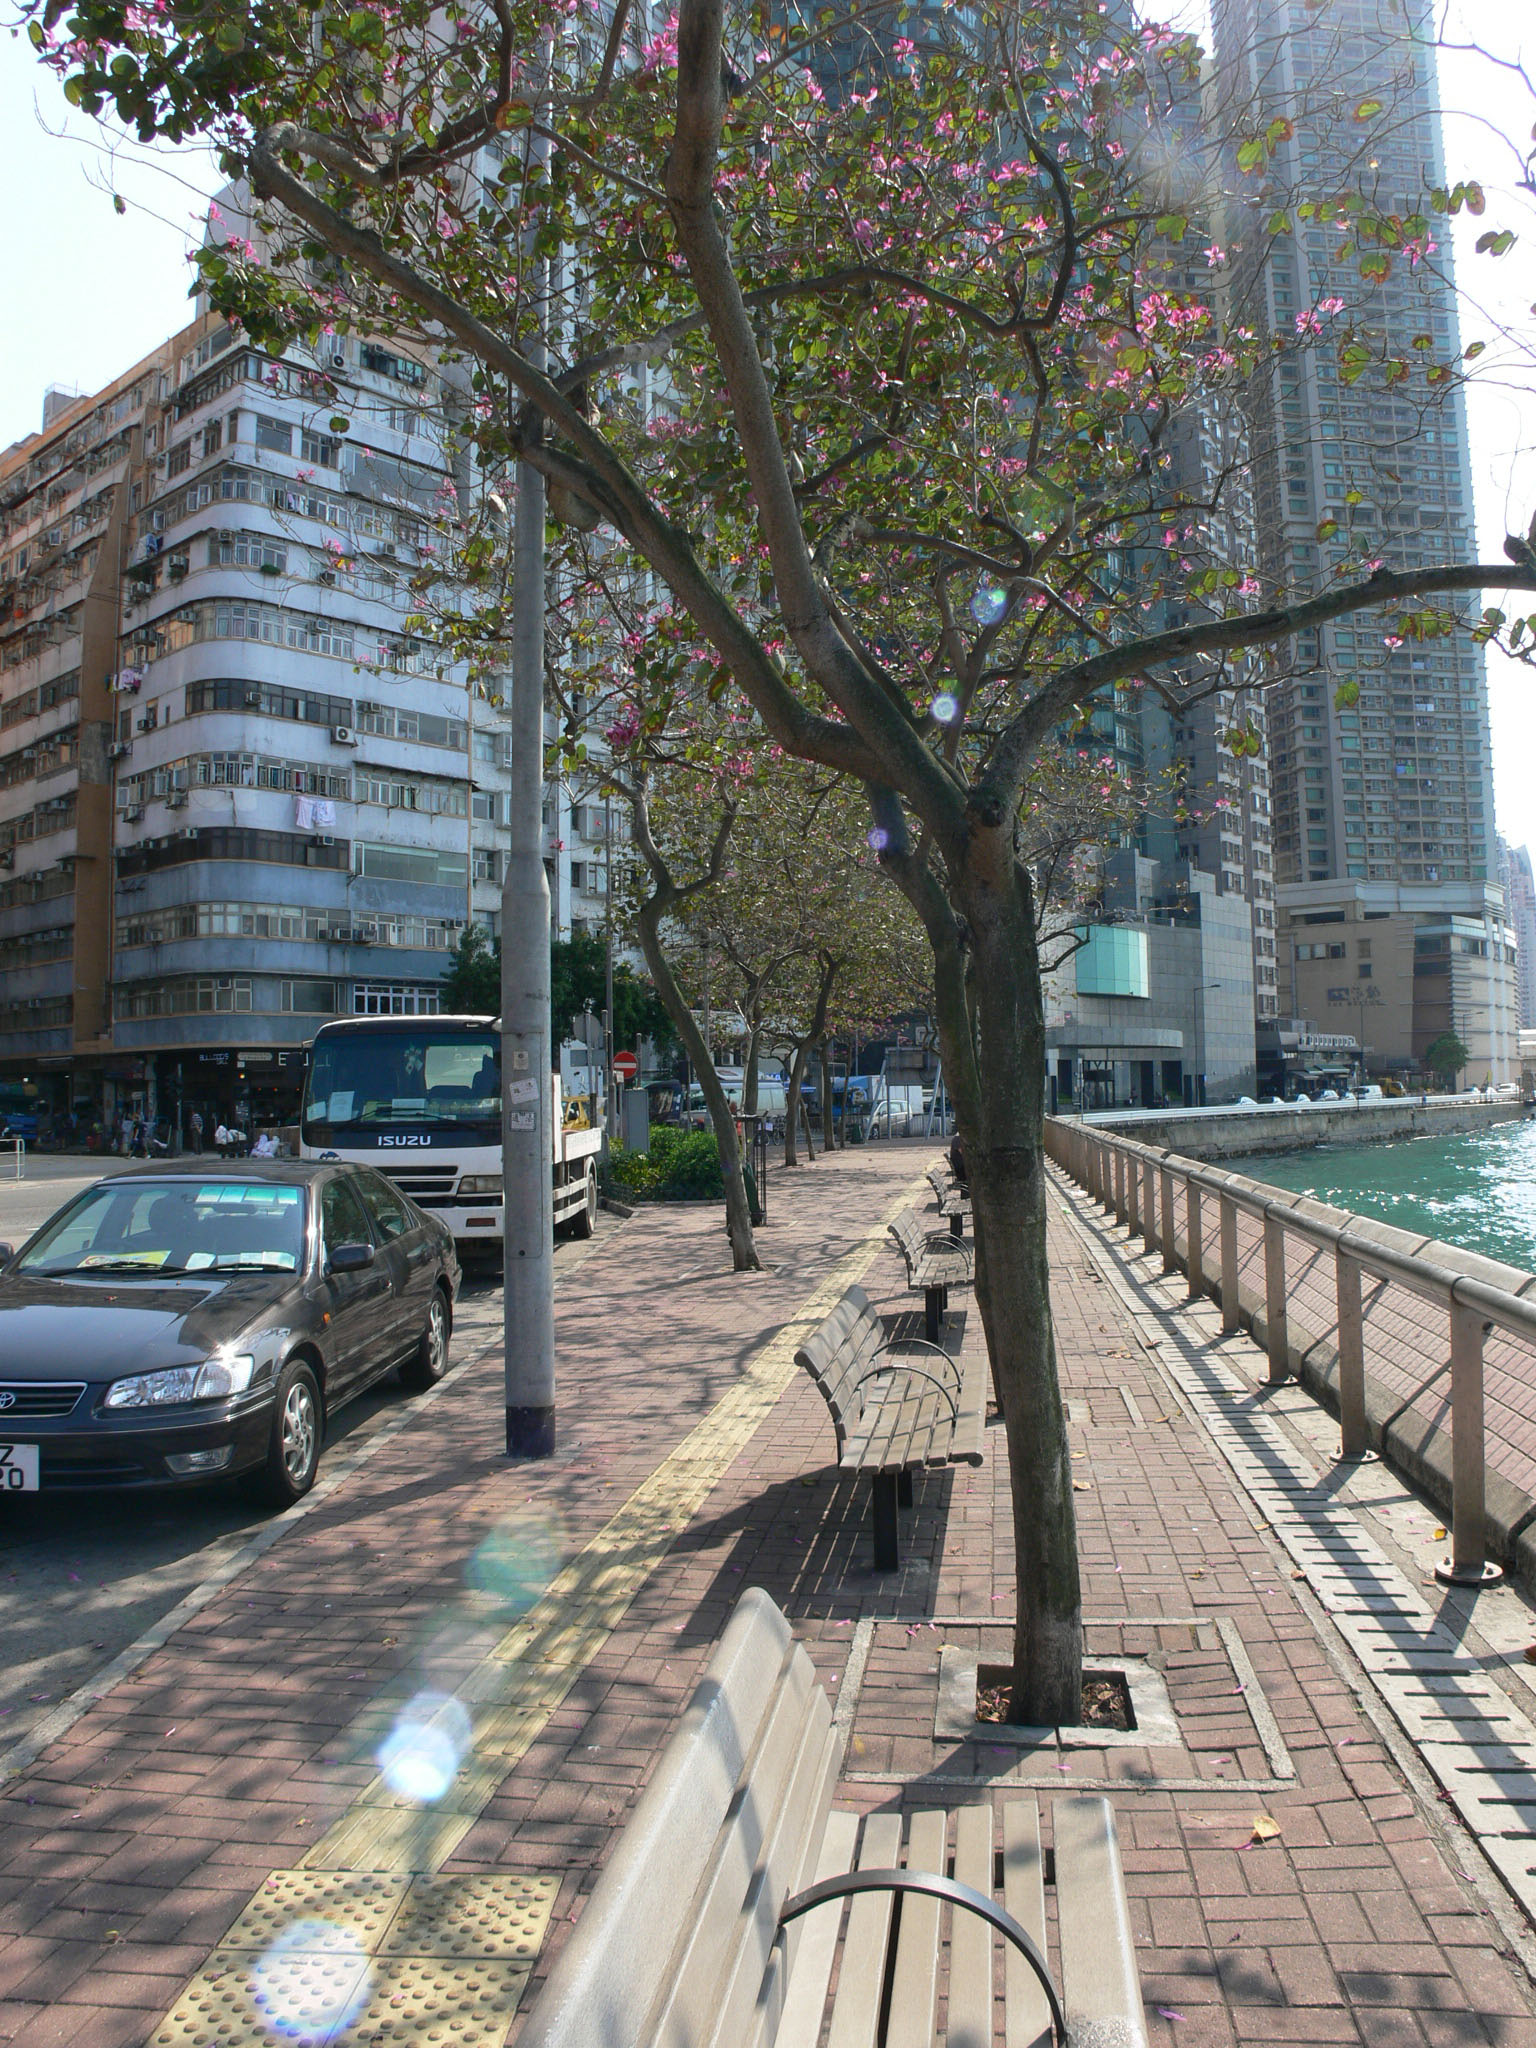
280 979 339 1012
254 414 293 454
351 983 441 1016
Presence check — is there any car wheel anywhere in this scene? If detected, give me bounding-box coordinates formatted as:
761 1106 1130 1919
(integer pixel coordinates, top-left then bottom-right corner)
570 1164 597 1240
255 1358 322 1509
401 1288 451 1392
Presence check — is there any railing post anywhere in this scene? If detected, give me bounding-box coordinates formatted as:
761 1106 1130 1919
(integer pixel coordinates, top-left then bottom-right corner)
1127 1152 1140 1236
1220 1193 1239 1334
1141 1160 1158 1257
1159 1165 1177 1274
1187 1182 1204 1298
1114 1149 1127 1227
1335 1250 1371 1462
1263 1210 1289 1382
1436 1296 1503 1586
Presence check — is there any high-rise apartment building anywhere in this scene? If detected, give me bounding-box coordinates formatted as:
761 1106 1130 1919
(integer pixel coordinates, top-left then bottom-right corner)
0 304 608 1139
1500 838 1536 1031
1215 0 1517 1080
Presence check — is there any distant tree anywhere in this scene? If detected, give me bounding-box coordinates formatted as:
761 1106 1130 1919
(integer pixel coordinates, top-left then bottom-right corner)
1423 1032 1471 1089
440 927 500 1015
439 927 675 1055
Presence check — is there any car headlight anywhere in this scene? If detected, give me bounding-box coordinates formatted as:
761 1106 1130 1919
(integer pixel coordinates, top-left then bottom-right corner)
457 1175 503 1198
104 1354 257 1409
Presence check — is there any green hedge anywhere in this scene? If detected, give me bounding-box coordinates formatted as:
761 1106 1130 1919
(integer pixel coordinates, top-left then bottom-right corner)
605 1125 725 1201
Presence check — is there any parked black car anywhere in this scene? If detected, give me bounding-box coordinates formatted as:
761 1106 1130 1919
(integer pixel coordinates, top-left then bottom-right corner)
0 1160 459 1507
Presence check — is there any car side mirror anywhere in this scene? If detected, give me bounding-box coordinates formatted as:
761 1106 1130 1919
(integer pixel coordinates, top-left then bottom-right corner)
327 1241 376 1273
0 1243 13 1265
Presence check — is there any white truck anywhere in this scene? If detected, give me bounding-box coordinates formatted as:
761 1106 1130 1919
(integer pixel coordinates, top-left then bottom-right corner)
298 1014 603 1251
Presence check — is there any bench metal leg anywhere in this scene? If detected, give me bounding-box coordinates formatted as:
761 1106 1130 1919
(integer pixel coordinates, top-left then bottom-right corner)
924 1286 943 1341
871 1472 901 1569
949 1212 964 1242
898 1467 914 1508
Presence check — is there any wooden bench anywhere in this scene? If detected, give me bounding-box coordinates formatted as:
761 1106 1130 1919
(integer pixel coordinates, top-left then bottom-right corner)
925 1165 972 1241
794 1284 984 1568
515 1587 1150 2048
889 1210 974 1339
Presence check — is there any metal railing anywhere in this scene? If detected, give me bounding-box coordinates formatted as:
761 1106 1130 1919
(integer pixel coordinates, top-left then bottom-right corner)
1045 1116 1536 1589
0 1136 23 1181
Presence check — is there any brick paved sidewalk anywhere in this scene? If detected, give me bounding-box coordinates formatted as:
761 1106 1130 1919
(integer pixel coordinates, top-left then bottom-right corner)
4 1144 1536 2048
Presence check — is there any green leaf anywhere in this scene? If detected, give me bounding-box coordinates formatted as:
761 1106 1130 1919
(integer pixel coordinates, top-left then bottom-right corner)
1236 137 1265 173
1154 213 1187 241
113 193 126 215
1354 98 1384 120
328 416 350 434
1334 679 1359 708
1464 340 1486 360
1475 229 1516 257
1315 518 1339 540
1466 182 1487 215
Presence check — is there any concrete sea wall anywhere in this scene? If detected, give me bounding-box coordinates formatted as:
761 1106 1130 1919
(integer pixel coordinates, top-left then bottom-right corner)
1085 1096 1522 1162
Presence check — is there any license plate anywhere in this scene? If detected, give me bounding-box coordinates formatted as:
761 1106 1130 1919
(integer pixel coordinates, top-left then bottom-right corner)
0 1445 39 1492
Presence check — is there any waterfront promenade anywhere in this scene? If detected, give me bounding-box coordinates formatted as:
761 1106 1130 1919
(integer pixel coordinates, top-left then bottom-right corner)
4 1144 1536 2048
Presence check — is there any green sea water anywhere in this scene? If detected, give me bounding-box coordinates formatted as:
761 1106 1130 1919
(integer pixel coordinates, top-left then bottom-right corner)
1224 1118 1536 1271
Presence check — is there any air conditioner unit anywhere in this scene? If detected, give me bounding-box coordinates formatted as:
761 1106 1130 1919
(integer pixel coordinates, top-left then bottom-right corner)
136 715 156 732
243 688 262 708
122 805 144 823
165 791 188 810
313 833 335 847
331 724 357 746
108 742 131 760
328 348 348 370
0 850 13 870
180 826 199 841
316 568 336 585
166 556 189 581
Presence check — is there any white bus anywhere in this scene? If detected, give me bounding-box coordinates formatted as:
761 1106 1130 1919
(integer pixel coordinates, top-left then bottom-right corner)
298 1015 603 1252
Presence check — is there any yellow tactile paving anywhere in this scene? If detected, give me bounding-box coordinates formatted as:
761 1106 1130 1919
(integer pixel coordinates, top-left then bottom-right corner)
304 1172 922 1876
151 1175 925 2048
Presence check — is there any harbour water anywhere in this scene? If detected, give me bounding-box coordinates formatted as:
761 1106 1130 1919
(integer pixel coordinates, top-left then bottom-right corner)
1226 1116 1536 1272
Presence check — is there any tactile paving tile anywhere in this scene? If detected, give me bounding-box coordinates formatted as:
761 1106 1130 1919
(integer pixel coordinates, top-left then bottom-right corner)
352 1955 532 2046
218 1869 412 1952
381 1873 559 1959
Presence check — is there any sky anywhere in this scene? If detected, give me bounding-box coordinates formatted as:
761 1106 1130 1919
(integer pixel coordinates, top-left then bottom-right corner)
1 11 1532 842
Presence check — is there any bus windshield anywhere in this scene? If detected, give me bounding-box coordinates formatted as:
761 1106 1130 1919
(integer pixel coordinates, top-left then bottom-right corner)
302 1028 500 1137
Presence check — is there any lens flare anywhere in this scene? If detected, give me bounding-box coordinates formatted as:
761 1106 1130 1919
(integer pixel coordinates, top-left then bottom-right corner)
866 826 890 852
930 693 960 725
969 581 1007 626
250 1919 372 2044
376 1691 473 1804
465 1511 565 1617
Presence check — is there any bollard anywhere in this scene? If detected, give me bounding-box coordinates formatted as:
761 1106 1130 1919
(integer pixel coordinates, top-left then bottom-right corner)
1335 1251 1370 1461
1435 1297 1503 1586
1160 1165 1177 1274
1141 1160 1158 1257
1220 1193 1239 1334
1187 1182 1204 1299
1263 1211 1289 1382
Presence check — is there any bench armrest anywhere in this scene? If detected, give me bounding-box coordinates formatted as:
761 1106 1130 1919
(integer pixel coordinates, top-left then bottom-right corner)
921 1230 974 1267
849 1357 958 1422
869 1337 962 1397
779 1868 1065 2045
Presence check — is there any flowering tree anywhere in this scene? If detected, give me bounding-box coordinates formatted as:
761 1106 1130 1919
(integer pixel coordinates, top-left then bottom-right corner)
34 0 1536 1717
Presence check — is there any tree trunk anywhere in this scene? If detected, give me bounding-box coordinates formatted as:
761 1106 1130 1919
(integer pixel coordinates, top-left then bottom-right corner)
820 1037 836 1149
784 1038 809 1165
743 1018 762 1116
636 897 760 1270
942 857 1080 1727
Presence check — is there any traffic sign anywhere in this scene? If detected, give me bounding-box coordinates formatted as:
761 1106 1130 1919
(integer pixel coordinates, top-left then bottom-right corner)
612 1051 639 1082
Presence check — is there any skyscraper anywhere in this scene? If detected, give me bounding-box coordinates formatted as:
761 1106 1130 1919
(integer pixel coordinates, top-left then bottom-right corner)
1215 0 1517 1081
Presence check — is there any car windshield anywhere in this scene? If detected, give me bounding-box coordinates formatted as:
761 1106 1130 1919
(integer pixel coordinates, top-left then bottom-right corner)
17 1180 307 1277
303 1029 500 1131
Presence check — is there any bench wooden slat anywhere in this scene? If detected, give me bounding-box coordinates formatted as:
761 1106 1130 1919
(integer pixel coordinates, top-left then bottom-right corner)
948 1802 994 2048
1002 1799 1051 2048
702 1717 845 2048
513 1589 803 2048
825 1811 905 2048
885 1807 949 2048
769 1806 861 2048
653 1646 825 2048
1054 1796 1150 2048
